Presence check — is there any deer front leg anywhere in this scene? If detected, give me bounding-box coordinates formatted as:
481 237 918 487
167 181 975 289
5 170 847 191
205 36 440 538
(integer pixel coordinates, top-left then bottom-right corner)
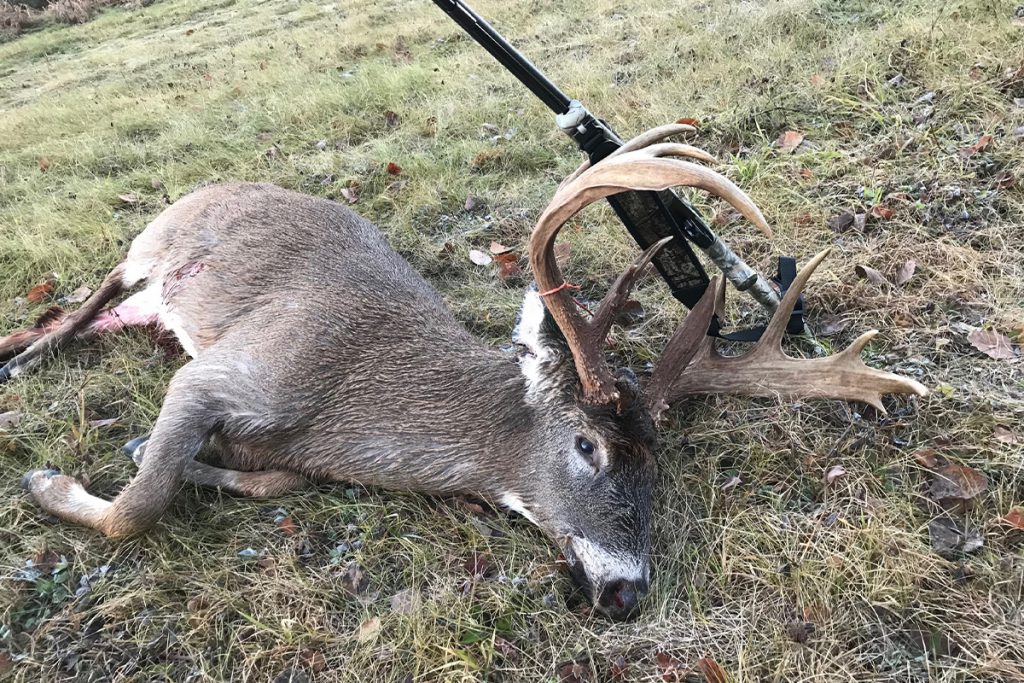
20 361 218 538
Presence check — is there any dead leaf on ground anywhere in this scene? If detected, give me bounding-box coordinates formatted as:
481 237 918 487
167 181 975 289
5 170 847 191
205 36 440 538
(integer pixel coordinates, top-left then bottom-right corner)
968 329 1016 360
65 285 92 304
960 134 992 157
38 157 51 172
390 587 421 614
824 465 847 485
695 656 728 683
300 650 326 673
340 563 369 596
490 241 514 256
0 411 23 429
609 655 629 681
869 204 895 220
26 273 57 303
855 264 888 285
464 195 478 211
655 652 683 682
1001 508 1024 530
340 185 359 204
893 259 916 286
928 517 983 559
615 299 645 326
913 448 942 469
87 417 118 428
675 117 700 128
556 659 594 683
357 616 381 643
930 463 988 505
468 249 492 267
117 193 140 206
276 515 299 536
994 170 1016 190
994 425 1021 444
816 315 850 337
385 161 402 176
498 261 521 280
827 211 855 232
776 130 805 154
463 552 492 578
786 620 816 644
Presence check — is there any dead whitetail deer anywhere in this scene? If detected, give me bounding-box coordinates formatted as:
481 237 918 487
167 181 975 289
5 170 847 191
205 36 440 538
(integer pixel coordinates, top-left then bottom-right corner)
2 124 925 620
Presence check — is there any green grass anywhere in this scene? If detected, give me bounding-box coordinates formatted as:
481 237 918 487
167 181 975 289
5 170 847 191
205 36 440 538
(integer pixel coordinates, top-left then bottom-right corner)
1 0 1023 680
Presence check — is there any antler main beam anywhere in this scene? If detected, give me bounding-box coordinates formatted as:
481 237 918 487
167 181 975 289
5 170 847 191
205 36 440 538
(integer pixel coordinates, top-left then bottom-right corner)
529 140 772 404
665 249 929 410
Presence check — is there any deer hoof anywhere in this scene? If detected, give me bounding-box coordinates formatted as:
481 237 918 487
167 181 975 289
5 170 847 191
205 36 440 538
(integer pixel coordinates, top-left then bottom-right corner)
20 468 60 491
122 435 149 467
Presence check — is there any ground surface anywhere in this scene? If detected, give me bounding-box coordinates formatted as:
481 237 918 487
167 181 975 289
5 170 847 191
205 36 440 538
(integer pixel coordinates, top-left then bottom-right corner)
1 0 1023 681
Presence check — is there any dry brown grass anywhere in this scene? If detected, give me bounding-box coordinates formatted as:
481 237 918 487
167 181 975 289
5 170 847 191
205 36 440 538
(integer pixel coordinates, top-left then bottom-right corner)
1 0 1023 680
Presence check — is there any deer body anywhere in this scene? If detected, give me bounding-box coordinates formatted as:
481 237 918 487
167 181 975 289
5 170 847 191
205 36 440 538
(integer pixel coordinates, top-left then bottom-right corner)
4 125 927 620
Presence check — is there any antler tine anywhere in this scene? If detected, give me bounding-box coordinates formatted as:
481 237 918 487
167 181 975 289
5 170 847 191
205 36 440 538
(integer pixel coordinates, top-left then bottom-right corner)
530 139 772 405
645 276 722 423
664 249 929 412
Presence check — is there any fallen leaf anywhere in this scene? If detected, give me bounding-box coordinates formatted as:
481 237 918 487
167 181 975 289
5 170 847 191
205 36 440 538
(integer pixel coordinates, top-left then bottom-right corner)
256 557 277 575
383 110 400 128
609 655 629 681
301 650 327 673
827 211 855 232
824 465 847 485
26 274 57 303
340 563 369 596
720 475 742 491
556 659 594 683
655 652 683 682
994 425 1021 444
968 329 1016 360
386 162 402 176
854 213 867 231
615 299 645 326
390 587 421 614
468 249 492 266
553 242 571 266
675 117 700 127
994 170 1016 190
913 448 941 469
464 195 477 211
31 548 61 573
786 621 816 644
185 28 194 36
930 463 988 505
816 315 850 337
490 241 513 256
695 656 728 683
38 157 51 172
276 515 299 536
960 134 992 157
65 285 92 304
855 265 888 285
87 417 118 428
117 193 140 206
340 185 359 204
463 552 492 578
869 204 895 220
0 411 23 429
498 260 521 281
357 616 381 643
893 259 916 286
928 517 983 559
1001 508 1024 530
776 130 805 154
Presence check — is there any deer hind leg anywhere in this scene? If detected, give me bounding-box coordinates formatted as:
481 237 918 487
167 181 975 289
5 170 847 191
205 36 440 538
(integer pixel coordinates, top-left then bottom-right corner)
123 436 309 497
20 361 218 538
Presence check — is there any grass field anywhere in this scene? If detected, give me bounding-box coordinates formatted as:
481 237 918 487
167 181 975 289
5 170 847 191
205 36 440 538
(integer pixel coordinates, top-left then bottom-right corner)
1 0 1023 680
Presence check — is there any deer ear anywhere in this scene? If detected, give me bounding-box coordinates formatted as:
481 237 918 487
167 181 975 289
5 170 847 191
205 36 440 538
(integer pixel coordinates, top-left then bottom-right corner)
513 288 572 395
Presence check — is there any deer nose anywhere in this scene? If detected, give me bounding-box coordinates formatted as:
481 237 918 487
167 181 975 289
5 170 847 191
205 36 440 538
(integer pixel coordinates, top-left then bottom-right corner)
596 577 647 621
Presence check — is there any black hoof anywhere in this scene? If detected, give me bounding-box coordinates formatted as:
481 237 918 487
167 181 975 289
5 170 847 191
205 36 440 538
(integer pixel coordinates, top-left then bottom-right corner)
122 435 149 465
20 468 59 490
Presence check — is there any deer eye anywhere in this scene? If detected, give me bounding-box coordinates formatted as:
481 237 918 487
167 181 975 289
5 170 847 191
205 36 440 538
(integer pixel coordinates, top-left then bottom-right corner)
575 436 596 464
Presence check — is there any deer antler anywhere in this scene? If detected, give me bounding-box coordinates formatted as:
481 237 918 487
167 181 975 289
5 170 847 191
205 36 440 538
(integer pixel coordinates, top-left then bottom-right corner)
529 137 771 405
660 249 928 412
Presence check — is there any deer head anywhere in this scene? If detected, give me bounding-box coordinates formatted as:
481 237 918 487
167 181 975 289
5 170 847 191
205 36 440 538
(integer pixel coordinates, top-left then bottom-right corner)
518 124 927 619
